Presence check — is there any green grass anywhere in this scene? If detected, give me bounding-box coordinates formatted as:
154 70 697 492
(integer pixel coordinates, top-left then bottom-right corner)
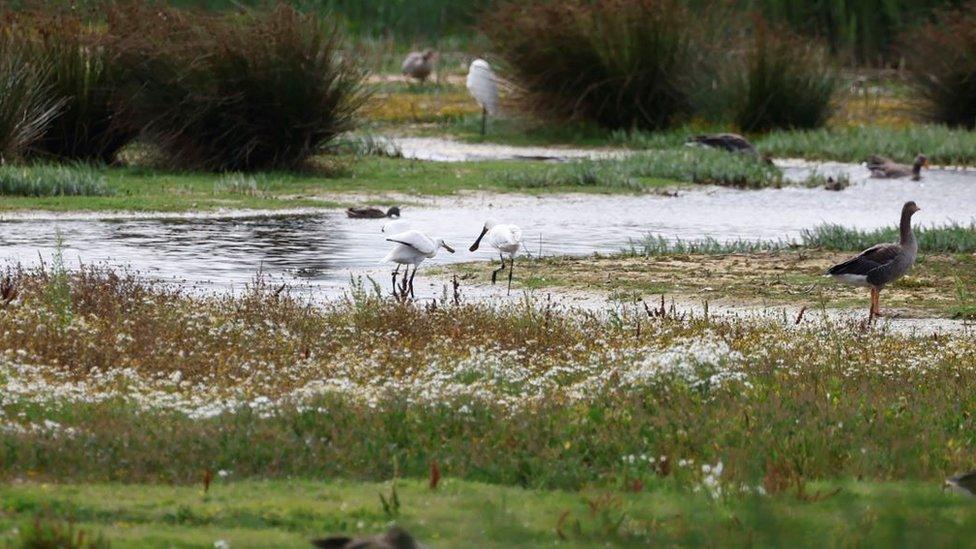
0 163 111 197
1 479 975 547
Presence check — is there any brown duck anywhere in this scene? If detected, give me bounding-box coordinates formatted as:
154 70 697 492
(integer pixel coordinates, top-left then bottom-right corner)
826 201 920 319
866 154 927 181
346 206 401 219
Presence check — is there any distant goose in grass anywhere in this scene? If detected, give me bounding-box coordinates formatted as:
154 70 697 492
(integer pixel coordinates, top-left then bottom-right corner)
687 133 773 164
944 470 976 496
383 229 455 298
866 154 927 181
469 219 523 295
312 526 421 548
466 59 499 136
346 206 401 219
826 201 921 320
401 49 436 83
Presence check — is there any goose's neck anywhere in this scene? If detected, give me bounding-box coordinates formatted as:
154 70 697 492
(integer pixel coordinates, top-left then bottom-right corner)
900 210 916 248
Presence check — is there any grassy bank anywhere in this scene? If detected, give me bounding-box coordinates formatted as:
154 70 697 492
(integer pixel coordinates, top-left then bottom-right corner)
2 479 974 547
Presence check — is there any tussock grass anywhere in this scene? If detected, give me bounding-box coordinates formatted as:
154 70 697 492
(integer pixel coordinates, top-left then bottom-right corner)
504 148 782 190
0 163 110 197
0 36 61 162
2 266 976 490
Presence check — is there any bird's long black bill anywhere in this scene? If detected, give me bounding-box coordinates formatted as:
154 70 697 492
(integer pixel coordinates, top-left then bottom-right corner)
469 227 488 252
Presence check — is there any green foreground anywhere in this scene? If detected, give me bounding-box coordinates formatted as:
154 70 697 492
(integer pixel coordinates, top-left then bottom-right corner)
2 479 974 547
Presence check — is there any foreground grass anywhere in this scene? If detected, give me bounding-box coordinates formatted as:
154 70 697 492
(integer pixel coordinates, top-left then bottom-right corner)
1 479 974 547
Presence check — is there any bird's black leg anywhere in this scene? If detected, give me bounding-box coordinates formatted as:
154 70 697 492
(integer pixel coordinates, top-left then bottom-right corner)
507 256 514 296
481 106 487 136
392 264 400 298
491 257 506 285
409 265 417 300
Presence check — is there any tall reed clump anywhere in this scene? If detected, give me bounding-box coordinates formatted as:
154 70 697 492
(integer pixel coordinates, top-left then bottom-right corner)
14 9 135 163
0 35 61 163
903 3 976 128
111 4 369 172
727 20 837 132
483 0 702 130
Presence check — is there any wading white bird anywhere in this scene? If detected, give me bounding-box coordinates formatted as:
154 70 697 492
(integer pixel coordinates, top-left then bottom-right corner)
466 59 499 136
469 219 523 295
383 229 455 298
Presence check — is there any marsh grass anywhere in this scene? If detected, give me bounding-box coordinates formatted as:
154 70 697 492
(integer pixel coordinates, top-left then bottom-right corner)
2 266 976 489
756 125 976 164
0 163 110 197
504 148 782 190
0 36 61 163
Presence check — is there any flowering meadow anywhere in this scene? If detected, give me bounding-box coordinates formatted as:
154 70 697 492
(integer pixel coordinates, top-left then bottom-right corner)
1 265 975 496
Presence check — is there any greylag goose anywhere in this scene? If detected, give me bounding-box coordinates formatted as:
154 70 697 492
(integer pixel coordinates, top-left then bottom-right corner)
466 59 499 135
945 470 976 496
866 154 927 181
469 219 523 295
401 49 436 83
826 201 920 319
346 206 401 219
687 133 773 164
312 526 421 548
383 229 455 299
688 133 758 155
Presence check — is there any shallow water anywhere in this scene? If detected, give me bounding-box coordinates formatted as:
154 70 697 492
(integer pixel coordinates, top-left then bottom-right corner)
1 166 973 299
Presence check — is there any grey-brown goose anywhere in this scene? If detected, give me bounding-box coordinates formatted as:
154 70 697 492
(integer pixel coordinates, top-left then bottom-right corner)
346 206 401 219
401 49 436 83
312 527 421 548
867 154 927 181
688 133 758 155
945 470 976 496
826 201 921 319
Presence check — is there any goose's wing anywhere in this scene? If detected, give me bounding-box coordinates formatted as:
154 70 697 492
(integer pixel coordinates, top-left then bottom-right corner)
866 155 892 169
386 230 436 255
401 52 421 73
827 243 902 276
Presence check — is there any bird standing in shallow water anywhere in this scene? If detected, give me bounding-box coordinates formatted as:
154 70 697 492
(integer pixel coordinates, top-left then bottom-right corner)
466 59 499 136
383 229 455 299
826 201 921 320
469 219 522 295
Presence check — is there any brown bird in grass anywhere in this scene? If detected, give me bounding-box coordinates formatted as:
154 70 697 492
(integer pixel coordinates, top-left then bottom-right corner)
944 470 976 496
401 49 436 83
826 201 920 320
866 154 927 181
346 206 401 219
687 133 773 164
312 527 421 549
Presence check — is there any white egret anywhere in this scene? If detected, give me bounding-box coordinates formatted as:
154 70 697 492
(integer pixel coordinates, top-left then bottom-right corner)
469 219 522 295
383 229 455 298
401 49 436 83
466 59 499 135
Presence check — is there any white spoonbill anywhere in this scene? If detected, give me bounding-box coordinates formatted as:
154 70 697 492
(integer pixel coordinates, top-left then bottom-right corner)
466 59 499 136
383 229 455 298
469 219 522 295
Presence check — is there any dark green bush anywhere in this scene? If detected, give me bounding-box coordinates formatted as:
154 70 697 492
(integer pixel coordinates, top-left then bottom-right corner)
483 0 703 130
729 20 837 132
14 10 137 163
903 2 976 128
0 35 61 163
111 4 369 172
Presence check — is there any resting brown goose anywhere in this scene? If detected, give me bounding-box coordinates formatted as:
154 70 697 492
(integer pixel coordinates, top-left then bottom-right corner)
401 49 436 83
312 526 420 548
346 206 401 219
867 154 927 181
826 201 920 319
688 133 758 155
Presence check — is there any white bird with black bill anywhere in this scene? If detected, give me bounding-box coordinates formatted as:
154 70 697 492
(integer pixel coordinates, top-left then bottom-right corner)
469 219 523 295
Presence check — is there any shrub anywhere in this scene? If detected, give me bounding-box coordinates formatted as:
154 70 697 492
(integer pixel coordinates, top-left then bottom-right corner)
111 4 369 171
0 163 112 197
903 3 976 128
728 20 837 132
0 35 61 163
13 9 136 162
483 0 703 130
